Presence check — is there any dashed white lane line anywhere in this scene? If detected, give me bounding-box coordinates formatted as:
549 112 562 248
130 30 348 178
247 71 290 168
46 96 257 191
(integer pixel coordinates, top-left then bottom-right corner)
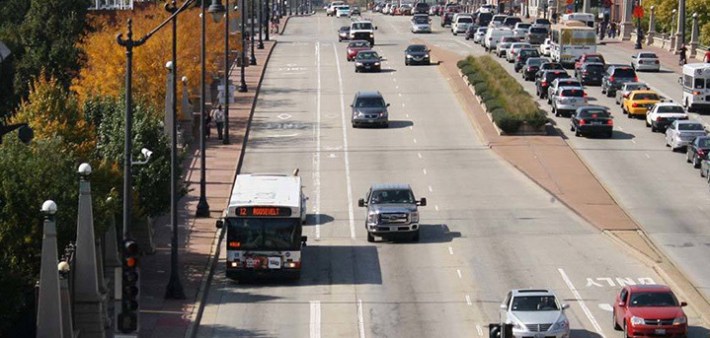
428 185 433 192
398 93 402 97
310 300 321 338
448 246 454 255
631 139 636 144
314 42 322 241
423 168 427 175
406 113 410 118
417 152 422 159
456 269 462 279
434 205 439 211
645 153 650 159
413 138 417 143
333 44 357 240
465 294 472 306
409 126 413 130
558 268 605 337
402 103 406 107
618 127 624 131
357 299 365 338
395 85 399 89
476 325 484 337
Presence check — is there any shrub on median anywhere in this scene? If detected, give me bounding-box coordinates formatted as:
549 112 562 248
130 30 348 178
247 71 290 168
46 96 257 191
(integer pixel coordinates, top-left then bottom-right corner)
458 55 547 134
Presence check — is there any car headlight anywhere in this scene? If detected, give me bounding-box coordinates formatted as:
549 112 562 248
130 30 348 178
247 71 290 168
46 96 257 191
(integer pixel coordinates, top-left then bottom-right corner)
673 316 687 325
367 213 377 223
406 55 413 58
355 62 363 66
369 33 374 37
374 62 380 66
424 54 429 58
630 316 644 326
551 318 569 331
410 211 419 223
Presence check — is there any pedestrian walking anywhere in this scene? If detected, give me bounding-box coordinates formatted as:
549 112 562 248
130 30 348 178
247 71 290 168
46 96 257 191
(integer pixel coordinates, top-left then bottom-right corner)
214 106 225 140
204 110 212 139
610 22 617 39
679 44 688 65
607 22 612 38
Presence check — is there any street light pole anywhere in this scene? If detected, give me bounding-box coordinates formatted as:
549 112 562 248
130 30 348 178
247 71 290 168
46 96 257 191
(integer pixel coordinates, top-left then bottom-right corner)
223 0 231 144
250 0 257 65
239 0 248 92
634 0 642 49
265 0 270 41
164 0 186 300
258 0 264 49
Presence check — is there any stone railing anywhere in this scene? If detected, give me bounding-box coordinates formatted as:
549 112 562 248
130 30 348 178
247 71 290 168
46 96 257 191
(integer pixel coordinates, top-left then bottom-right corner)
630 31 708 61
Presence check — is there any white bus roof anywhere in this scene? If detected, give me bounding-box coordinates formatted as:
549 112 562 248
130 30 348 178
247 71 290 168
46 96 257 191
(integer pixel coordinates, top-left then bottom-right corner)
553 20 594 28
683 63 710 76
228 174 302 209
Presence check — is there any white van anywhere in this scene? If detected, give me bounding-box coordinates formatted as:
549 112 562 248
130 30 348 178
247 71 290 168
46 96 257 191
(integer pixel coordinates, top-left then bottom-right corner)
326 1 345 16
680 63 710 112
484 27 514 52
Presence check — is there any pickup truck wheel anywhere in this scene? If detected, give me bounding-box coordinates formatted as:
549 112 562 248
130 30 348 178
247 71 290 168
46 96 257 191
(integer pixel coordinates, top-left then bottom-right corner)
367 232 375 242
694 156 701 168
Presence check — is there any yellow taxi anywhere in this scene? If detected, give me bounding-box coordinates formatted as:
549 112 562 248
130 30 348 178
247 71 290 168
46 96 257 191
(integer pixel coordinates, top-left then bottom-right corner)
622 90 663 118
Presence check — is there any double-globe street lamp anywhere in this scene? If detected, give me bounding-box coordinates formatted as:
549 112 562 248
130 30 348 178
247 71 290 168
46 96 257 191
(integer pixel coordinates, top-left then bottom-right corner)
250 0 257 65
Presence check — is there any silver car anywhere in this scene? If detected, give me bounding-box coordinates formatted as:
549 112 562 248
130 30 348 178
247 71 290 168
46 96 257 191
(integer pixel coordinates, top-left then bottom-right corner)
631 52 661 72
547 78 583 104
615 81 649 106
500 289 570 338
552 86 588 117
351 91 389 128
410 14 431 33
506 42 532 63
473 27 488 44
665 120 707 151
496 36 518 57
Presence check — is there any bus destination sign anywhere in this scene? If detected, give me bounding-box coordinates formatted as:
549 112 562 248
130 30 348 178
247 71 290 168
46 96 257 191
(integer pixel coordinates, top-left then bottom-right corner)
236 206 292 217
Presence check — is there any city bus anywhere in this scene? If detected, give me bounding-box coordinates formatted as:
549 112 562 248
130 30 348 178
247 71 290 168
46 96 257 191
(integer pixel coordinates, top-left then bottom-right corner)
216 172 308 280
561 12 595 27
550 20 596 67
680 63 710 112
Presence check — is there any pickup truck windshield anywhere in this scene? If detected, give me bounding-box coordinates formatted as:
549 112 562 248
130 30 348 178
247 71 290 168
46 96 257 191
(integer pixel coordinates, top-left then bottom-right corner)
370 189 415 204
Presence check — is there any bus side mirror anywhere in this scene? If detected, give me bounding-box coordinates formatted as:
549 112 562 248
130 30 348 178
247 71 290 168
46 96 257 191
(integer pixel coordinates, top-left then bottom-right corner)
216 219 224 229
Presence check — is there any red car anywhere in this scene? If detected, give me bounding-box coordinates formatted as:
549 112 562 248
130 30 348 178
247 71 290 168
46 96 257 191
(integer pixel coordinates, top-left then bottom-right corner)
346 40 371 61
613 285 688 338
574 53 605 72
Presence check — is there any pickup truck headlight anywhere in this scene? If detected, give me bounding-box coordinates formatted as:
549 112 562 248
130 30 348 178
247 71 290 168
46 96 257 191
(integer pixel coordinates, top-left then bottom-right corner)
410 211 419 223
630 316 644 326
369 33 374 37
367 213 378 223
424 54 429 58
406 55 413 58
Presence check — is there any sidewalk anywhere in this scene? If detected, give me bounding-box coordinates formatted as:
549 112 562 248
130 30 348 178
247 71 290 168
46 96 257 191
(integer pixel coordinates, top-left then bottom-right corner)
599 36 705 74
137 39 277 338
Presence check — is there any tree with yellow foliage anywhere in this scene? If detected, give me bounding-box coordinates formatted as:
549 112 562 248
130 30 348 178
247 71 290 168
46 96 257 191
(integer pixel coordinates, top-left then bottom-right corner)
73 3 242 117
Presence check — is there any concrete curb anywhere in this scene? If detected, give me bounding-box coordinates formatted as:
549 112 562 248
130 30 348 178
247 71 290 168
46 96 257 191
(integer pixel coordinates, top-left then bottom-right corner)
184 40 279 338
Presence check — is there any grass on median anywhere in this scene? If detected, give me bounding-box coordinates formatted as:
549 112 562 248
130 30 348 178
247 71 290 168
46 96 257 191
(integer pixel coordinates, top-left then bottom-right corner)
458 56 548 134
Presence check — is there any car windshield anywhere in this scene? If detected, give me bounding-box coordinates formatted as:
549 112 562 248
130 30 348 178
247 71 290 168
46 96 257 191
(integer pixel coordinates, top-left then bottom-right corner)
370 189 415 204
535 19 551 25
349 41 370 48
356 51 379 59
527 58 544 66
516 24 531 29
639 53 658 58
547 72 570 80
227 218 301 250
408 45 427 52
355 96 385 108
626 84 648 91
530 27 547 33
340 27 350 32
520 50 539 57
511 296 560 311
696 137 710 147
352 22 373 30
477 28 488 33
458 17 473 23
629 292 679 307
633 93 659 100
542 63 564 70
414 17 428 24
579 109 610 118
657 106 685 113
678 123 705 131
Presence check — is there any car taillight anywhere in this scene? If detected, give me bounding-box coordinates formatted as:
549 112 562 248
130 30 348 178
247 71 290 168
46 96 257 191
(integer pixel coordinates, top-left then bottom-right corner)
654 60 659 64
624 93 630 98
542 80 547 85
228 241 241 248
656 117 664 122
583 70 588 74
632 103 639 107
517 56 522 61
634 76 639 82
693 90 702 95
609 76 615 82
579 119 586 125
607 119 613 125
698 149 705 156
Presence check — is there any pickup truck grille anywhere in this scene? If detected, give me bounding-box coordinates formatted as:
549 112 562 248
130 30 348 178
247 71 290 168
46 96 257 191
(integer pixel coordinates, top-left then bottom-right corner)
379 213 408 224
353 32 370 40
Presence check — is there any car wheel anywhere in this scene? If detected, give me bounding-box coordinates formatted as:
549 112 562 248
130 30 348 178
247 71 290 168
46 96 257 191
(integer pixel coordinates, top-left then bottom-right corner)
570 125 575 132
405 60 409 65
453 32 457 36
651 124 657 132
367 232 375 242
627 112 633 119
687 152 692 163
645 119 650 127
613 310 621 330
607 90 614 97
623 323 630 338
694 156 701 168
465 36 470 40
575 129 581 137
601 86 606 94
607 131 613 138
554 107 560 117
701 168 706 177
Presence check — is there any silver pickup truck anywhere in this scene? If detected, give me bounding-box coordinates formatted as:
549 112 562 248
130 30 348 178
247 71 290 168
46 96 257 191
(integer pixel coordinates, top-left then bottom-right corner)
358 183 426 242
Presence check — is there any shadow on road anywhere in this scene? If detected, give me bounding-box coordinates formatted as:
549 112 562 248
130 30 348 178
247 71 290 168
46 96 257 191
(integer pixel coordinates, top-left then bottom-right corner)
304 213 335 226
376 223 461 244
569 329 602 338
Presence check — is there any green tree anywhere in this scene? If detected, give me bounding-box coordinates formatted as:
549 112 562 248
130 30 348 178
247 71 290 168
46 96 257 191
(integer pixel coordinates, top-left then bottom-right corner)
0 0 30 117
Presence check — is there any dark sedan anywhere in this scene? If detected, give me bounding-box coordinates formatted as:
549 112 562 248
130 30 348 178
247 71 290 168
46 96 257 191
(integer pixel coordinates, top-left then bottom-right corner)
338 26 350 42
514 48 540 72
686 136 710 168
464 24 479 40
404 44 430 65
576 62 605 85
570 106 614 138
354 50 382 72
522 57 549 81
535 70 570 99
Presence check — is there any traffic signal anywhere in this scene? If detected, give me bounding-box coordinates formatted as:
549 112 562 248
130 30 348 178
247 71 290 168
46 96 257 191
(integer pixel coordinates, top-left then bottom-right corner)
118 239 140 333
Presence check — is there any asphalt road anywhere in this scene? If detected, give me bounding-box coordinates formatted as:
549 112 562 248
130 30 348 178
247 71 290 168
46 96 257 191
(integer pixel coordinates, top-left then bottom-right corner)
196 14 705 338
397 15 710 305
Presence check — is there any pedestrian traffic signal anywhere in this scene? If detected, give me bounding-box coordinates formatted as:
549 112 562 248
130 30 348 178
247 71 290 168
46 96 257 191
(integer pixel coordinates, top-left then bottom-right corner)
118 239 140 333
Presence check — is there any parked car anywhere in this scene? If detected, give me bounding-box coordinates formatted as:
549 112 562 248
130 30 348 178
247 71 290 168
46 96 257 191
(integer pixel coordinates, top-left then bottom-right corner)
514 48 541 72
645 102 687 132
552 87 588 117
410 14 432 33
526 25 549 45
631 52 661 72
495 36 519 57
613 285 688 338
522 57 550 81
602 65 638 97
473 27 488 44
622 90 662 118
346 40 371 61
399 3 413 15
404 44 430 65
548 78 583 104
354 50 382 73
574 53 605 73
536 70 570 98
500 289 570 338
358 183 426 242
350 90 389 128
570 106 613 138
686 135 710 168
576 62 605 85
539 38 552 56
615 82 650 106
665 120 707 151
338 26 350 42
506 42 532 63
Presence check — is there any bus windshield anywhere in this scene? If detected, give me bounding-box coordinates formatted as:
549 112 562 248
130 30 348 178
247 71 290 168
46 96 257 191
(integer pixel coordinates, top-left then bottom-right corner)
227 218 302 250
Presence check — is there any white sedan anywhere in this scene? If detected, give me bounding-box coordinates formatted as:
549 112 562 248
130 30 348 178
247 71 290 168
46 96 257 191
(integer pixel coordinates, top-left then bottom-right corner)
631 52 660 72
646 102 688 132
540 38 552 56
665 120 707 151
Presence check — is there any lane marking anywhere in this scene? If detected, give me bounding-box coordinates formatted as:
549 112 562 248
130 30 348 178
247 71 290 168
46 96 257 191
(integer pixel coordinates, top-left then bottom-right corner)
413 138 417 143
465 294 472 306
310 300 321 338
402 103 406 107
435 205 439 211
476 324 484 337
428 185 433 192
631 139 636 144
314 42 322 240
409 126 413 130
457 269 462 279
395 85 399 89
406 113 410 118
558 268 605 337
422 168 427 175
645 153 650 159
417 152 422 159
333 44 357 239
448 246 454 255
398 93 402 97
357 299 366 338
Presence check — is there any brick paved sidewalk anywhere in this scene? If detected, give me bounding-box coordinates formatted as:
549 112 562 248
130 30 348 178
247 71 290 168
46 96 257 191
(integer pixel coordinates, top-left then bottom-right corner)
137 40 277 338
